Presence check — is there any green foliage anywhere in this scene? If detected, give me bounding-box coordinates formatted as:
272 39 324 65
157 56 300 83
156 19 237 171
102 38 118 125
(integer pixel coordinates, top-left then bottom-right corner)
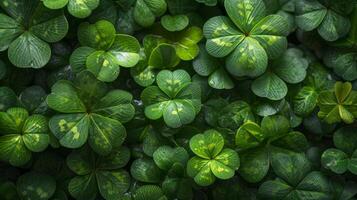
1 0 357 199
187 129 240 186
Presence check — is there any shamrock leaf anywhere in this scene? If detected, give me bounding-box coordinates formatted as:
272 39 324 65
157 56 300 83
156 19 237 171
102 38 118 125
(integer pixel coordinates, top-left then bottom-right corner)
323 48 357 82
133 0 167 27
0 0 69 68
17 172 57 200
47 71 135 155
321 126 357 175
193 44 234 89
296 0 353 41
66 146 130 200
141 69 201 128
131 158 165 183
150 25 203 61
161 15 189 32
252 48 309 100
133 185 168 200
187 129 240 186
259 153 331 199
317 82 357 124
70 20 140 82
131 35 180 87
236 115 308 183
42 0 100 18
217 101 255 130
203 0 289 77
0 107 49 166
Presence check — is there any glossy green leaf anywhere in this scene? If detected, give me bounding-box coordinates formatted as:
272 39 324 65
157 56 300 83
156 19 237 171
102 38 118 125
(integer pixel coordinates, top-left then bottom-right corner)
130 158 164 183
133 0 167 27
161 15 189 32
251 72 288 100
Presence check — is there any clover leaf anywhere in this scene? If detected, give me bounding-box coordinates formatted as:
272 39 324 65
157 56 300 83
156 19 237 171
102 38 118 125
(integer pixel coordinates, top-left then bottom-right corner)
296 0 353 42
187 129 240 186
70 20 140 82
47 71 135 155
203 0 289 77
193 44 234 89
317 82 357 124
151 25 203 61
0 0 69 68
161 15 189 32
259 152 331 199
17 172 57 200
133 0 167 27
236 115 308 183
66 146 131 200
42 0 100 18
131 35 180 87
133 185 168 200
153 146 192 199
0 107 50 166
293 63 334 117
252 48 309 100
141 69 201 128
321 126 357 175
323 48 357 81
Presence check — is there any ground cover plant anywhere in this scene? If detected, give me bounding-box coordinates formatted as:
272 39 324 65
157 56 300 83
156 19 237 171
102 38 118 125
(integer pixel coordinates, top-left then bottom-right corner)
0 0 357 199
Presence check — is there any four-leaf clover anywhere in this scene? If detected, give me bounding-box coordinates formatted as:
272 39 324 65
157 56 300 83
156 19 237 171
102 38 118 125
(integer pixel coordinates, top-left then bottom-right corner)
203 0 289 77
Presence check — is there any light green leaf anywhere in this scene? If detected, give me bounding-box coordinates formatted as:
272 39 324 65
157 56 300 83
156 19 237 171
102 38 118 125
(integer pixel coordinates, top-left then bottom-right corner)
153 146 189 171
294 86 318 116
0 135 31 166
156 69 191 98
109 34 141 68
161 15 189 32
42 0 68 9
49 113 90 149
149 44 180 69
163 100 196 128
189 129 224 159
186 157 215 186
68 0 100 18
22 115 49 152
0 13 23 51
235 121 264 149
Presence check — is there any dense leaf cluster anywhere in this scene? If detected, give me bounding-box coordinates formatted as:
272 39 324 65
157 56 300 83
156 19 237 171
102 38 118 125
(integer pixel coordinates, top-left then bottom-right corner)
0 0 357 199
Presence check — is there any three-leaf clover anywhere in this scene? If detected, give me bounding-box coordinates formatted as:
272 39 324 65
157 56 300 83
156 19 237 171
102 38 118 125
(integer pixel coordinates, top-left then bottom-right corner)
236 115 308 183
47 71 135 155
0 0 69 68
317 82 357 124
141 69 201 128
66 146 131 200
0 107 49 166
203 0 289 77
296 0 354 41
42 0 100 18
259 152 331 199
187 129 240 186
252 48 309 100
321 126 357 175
70 20 140 82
